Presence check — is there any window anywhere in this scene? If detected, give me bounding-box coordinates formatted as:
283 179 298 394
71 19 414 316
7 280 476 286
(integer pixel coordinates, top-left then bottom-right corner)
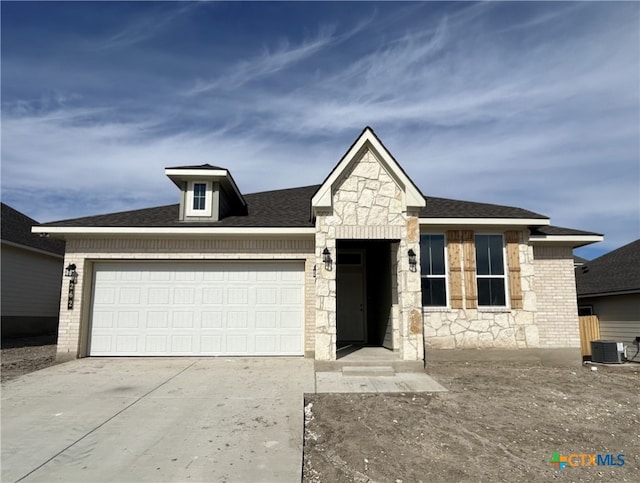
420 234 447 306
475 234 507 306
192 183 207 211
186 181 211 216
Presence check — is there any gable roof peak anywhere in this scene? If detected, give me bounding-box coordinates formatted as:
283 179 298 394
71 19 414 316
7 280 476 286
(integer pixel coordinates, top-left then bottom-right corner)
312 126 426 212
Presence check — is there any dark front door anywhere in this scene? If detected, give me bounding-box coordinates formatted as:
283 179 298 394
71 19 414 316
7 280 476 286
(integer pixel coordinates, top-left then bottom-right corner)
336 250 366 346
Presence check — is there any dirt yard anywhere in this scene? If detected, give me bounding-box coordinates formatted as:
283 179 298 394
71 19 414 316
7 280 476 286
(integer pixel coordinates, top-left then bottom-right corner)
1 335 57 382
303 361 640 482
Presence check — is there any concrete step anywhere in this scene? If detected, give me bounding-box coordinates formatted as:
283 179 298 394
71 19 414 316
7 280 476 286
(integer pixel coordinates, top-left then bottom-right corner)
342 365 396 377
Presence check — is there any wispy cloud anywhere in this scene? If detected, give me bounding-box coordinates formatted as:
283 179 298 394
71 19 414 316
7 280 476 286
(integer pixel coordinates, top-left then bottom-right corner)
97 2 206 50
185 14 374 95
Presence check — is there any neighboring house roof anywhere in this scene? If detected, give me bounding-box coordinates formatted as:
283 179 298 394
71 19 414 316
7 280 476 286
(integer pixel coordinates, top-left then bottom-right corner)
1 203 65 255
576 239 640 297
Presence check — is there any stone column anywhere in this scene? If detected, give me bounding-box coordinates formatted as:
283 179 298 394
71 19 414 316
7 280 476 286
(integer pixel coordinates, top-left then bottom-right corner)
397 214 424 361
314 214 337 360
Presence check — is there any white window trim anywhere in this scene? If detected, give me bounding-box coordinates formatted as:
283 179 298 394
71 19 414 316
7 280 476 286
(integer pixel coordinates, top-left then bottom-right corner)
420 233 449 309
186 181 212 217
475 233 510 309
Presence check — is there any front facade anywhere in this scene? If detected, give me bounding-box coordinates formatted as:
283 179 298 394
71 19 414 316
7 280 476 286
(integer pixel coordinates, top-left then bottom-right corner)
34 128 602 361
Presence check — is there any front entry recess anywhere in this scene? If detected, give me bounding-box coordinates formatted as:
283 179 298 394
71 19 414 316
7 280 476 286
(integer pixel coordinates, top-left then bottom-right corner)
336 261 365 345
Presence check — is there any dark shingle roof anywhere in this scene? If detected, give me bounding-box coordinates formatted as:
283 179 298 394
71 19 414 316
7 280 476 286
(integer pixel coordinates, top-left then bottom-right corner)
421 196 548 220
40 187 554 229
1 203 65 255
41 186 320 228
576 239 640 297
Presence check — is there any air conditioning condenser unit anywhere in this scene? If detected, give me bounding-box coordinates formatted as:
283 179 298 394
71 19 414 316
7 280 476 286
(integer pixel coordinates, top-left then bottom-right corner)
591 340 625 364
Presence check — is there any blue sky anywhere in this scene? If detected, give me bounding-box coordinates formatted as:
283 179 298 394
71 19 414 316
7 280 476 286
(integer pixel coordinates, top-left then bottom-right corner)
1 1 638 259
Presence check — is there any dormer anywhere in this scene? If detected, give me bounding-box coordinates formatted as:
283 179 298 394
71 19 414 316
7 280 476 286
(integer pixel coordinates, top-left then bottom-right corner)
165 164 247 222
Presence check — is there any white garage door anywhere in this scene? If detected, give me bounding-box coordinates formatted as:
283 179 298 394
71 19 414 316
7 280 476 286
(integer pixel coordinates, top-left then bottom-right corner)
89 262 304 356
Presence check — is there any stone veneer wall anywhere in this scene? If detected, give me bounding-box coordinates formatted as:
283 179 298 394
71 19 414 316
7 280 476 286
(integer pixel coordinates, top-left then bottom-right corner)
314 147 424 361
533 245 580 347
423 234 540 349
57 237 315 360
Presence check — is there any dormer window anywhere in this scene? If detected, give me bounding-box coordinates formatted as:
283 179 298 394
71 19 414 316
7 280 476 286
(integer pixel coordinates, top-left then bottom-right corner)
193 183 207 210
165 164 247 222
186 181 212 216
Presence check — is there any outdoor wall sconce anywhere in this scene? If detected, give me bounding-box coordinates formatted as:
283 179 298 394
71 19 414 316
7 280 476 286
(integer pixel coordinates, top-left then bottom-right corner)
65 263 77 280
312 264 317 279
322 247 333 271
65 263 78 309
408 249 417 272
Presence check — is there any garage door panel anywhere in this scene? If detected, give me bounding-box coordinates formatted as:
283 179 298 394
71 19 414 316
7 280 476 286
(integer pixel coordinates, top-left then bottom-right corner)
148 288 170 304
280 334 303 353
170 336 193 353
256 288 278 304
256 312 277 328
117 312 140 328
202 288 223 304
92 312 114 328
94 287 116 304
228 287 248 304
201 312 222 328
91 335 112 353
281 287 302 304
90 262 304 356
228 270 249 281
116 335 137 353
144 335 168 353
147 312 169 328
200 335 222 353
172 312 194 328
281 312 302 329
226 335 248 353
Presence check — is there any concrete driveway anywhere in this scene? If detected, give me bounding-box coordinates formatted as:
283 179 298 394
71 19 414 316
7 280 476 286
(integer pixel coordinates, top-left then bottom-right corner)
1 358 315 482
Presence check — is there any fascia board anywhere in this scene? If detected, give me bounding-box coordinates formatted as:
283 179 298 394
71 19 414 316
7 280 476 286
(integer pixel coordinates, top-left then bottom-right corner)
529 234 604 247
164 169 228 178
33 226 315 236
419 218 551 226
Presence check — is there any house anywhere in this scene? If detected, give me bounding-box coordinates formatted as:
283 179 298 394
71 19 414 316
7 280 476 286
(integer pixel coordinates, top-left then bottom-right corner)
32 127 603 362
575 239 640 360
1 203 65 338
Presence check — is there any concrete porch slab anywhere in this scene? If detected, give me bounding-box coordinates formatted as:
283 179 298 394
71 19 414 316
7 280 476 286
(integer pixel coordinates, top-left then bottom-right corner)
315 371 447 393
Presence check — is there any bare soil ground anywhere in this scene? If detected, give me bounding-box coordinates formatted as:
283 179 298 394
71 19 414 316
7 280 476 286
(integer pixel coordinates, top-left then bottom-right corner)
1 335 58 382
303 361 640 483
